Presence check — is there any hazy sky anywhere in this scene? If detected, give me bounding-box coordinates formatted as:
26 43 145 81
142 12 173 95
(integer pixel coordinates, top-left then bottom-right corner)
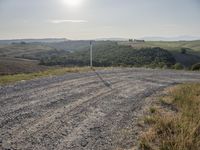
0 0 200 40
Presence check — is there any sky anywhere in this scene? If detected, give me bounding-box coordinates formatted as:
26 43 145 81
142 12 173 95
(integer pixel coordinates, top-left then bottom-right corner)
0 0 200 40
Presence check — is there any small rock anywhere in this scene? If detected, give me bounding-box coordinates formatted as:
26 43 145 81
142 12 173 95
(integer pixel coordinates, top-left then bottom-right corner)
80 140 88 147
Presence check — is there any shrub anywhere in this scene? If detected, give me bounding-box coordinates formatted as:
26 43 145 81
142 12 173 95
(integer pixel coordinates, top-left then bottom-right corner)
140 83 200 150
191 63 200 71
173 63 184 70
150 107 156 113
180 48 187 54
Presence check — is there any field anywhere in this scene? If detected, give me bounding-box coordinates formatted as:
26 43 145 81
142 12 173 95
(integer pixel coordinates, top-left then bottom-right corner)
0 43 59 75
0 43 54 58
0 68 200 149
0 57 49 75
118 40 200 52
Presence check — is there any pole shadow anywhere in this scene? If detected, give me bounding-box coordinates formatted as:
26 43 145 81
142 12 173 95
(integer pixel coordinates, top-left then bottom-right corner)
91 68 112 89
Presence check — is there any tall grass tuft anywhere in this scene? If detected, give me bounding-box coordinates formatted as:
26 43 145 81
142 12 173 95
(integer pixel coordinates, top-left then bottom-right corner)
140 83 200 150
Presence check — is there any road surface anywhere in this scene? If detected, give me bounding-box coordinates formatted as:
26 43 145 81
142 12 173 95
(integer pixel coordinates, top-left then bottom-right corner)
0 68 199 150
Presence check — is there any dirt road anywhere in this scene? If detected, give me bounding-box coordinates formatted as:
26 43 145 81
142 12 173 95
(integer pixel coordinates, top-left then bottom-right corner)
0 68 199 150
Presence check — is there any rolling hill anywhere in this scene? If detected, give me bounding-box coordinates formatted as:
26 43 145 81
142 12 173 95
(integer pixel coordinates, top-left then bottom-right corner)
118 40 200 67
0 38 68 44
118 40 200 52
0 57 49 75
0 40 200 74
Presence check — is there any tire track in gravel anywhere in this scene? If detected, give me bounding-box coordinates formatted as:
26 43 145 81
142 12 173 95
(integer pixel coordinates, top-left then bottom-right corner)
10 80 130 134
0 71 134 138
56 81 155 150
0 71 132 105
0 68 199 150
0 79 108 116
0 69 133 99
0 72 132 126
7 81 132 150
11 81 142 150
0 70 134 110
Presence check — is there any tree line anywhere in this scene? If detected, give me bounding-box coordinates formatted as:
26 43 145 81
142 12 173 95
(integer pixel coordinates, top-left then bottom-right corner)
40 42 176 68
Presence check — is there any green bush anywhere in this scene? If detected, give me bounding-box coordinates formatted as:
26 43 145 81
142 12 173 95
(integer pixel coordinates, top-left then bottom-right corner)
180 48 187 54
191 63 200 71
173 63 184 70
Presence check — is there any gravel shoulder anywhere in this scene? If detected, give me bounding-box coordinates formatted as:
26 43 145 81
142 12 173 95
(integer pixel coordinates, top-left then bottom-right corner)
0 68 199 150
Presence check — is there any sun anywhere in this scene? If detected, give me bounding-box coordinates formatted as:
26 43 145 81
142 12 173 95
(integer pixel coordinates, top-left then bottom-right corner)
63 0 83 7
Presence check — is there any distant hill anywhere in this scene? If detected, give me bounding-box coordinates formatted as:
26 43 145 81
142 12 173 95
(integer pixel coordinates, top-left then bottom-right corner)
119 40 200 67
141 36 200 41
119 40 200 52
0 38 68 44
95 38 129 41
1 39 200 71
0 43 55 58
44 41 91 52
44 40 124 52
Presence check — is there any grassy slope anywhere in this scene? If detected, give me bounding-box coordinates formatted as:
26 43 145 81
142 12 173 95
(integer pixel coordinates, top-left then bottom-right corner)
119 40 200 51
140 83 200 150
0 43 60 75
0 43 54 58
143 41 200 67
119 41 200 67
146 40 200 52
0 57 50 75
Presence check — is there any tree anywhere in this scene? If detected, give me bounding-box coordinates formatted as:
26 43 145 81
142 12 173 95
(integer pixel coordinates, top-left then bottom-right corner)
129 39 133 42
191 63 200 71
181 48 187 54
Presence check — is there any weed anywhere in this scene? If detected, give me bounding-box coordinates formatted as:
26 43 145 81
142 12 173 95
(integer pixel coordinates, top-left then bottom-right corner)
149 107 156 114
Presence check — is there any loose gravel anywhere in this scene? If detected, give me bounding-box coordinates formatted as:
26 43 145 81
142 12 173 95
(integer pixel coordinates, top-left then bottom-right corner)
0 68 199 150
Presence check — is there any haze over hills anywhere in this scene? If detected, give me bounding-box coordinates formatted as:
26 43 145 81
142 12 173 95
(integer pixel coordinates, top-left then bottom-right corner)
95 38 129 41
0 38 68 44
0 35 200 44
95 36 200 42
140 35 200 41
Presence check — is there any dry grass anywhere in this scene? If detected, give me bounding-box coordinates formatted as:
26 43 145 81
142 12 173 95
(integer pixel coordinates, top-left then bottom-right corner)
0 57 49 75
0 67 98 85
140 83 200 150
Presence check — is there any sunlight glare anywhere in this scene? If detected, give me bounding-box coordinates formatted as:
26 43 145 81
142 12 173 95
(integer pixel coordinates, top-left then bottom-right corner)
63 0 83 7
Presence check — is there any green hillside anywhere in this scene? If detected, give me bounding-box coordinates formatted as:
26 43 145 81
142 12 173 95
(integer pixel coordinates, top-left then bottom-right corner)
119 40 200 53
0 43 55 75
0 43 54 58
118 40 200 67
0 40 200 73
40 42 176 68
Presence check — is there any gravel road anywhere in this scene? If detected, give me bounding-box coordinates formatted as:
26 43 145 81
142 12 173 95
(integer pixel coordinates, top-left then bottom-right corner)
0 68 199 150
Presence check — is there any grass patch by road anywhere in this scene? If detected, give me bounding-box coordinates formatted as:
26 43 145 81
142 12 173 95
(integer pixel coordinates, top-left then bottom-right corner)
0 67 94 85
140 83 200 150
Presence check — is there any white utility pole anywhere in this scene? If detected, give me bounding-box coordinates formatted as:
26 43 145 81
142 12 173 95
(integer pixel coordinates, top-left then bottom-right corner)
90 41 93 68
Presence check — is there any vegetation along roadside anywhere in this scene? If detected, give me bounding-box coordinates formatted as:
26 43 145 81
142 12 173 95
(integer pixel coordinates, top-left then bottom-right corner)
140 83 200 150
0 67 96 85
